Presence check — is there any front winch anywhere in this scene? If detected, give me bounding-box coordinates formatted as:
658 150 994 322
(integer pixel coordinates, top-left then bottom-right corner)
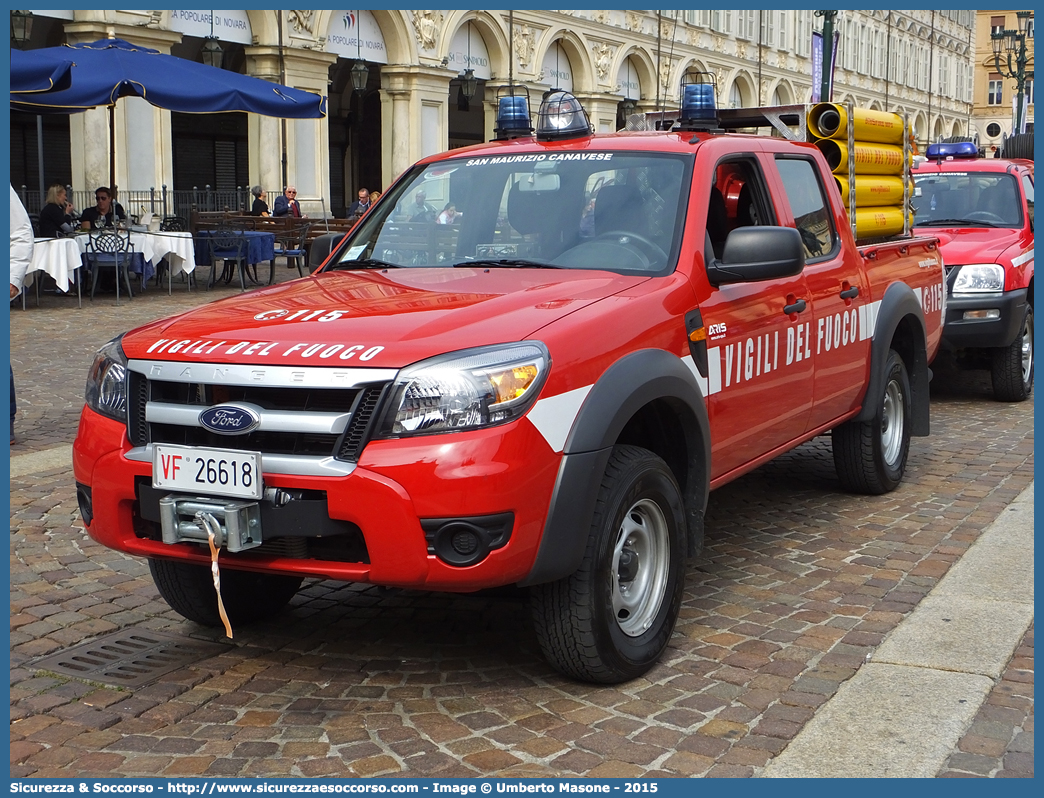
159 495 263 552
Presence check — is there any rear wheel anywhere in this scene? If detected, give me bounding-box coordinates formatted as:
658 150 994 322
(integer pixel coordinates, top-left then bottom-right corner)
991 306 1033 402
149 559 302 627
832 349 911 494
529 446 687 683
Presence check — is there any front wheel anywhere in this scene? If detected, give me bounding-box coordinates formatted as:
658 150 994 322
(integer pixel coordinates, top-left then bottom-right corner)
991 306 1033 402
149 559 303 627
529 446 687 683
832 348 912 494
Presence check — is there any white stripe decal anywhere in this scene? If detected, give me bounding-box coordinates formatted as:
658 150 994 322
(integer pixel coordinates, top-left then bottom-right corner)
526 385 592 453
680 354 710 400
1012 248 1034 268
913 286 923 305
707 346 721 395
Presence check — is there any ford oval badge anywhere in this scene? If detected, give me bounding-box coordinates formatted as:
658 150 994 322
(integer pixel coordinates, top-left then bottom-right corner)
199 405 260 435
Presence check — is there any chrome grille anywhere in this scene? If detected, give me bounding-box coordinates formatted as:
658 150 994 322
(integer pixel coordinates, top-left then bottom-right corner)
126 360 396 465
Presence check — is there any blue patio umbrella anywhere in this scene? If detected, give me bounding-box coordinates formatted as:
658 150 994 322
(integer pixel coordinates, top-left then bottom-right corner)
10 37 327 189
10 48 73 94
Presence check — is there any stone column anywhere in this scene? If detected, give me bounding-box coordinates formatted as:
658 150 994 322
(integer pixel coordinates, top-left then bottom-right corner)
379 66 454 189
245 45 336 217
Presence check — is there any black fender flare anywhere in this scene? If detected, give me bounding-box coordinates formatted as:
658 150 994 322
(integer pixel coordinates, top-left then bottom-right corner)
857 281 930 436
519 349 711 586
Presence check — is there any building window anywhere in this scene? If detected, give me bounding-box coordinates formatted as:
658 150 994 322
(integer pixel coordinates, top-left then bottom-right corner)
991 15 1006 37
736 10 755 41
988 74 1004 105
986 122 1002 138
1025 77 1034 107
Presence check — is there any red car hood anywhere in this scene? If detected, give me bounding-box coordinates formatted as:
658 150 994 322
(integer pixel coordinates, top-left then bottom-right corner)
912 225 1023 266
122 268 648 368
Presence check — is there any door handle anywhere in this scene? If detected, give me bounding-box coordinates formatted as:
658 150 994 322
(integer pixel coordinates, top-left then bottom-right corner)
840 286 860 300
783 299 807 315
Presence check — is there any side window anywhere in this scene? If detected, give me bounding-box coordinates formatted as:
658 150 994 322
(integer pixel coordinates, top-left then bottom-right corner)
707 158 774 260
1022 173 1034 228
775 157 837 261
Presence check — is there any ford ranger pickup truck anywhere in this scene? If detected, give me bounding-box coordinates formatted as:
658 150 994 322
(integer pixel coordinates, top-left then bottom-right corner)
74 92 943 682
913 141 1034 401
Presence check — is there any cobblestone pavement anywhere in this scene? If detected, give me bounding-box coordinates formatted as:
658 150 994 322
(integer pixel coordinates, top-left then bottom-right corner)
8 277 1034 778
938 624 1034 778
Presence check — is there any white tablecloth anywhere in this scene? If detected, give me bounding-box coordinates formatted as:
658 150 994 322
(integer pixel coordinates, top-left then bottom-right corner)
74 231 196 278
24 237 82 292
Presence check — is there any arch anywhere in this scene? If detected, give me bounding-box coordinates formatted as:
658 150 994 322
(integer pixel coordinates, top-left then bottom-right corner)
912 110 928 142
868 99 884 111
932 116 944 142
723 70 755 109
768 79 795 106
442 11 510 82
312 10 415 64
614 45 657 101
949 119 965 139
536 28 594 93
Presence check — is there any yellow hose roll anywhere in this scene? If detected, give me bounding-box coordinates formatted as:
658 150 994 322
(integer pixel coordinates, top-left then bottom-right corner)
808 103 905 145
834 175 912 207
853 206 912 239
816 139 907 176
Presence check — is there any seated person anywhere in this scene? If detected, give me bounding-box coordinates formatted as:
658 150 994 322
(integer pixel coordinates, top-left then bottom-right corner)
408 190 437 223
250 185 270 217
273 186 305 218
436 202 460 225
38 183 76 238
80 186 126 229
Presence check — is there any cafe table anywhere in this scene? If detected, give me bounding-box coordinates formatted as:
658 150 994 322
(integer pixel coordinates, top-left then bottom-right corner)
73 229 197 292
22 237 84 308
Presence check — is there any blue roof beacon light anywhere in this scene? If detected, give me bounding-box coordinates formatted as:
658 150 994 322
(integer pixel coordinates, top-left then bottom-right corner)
535 90 593 142
493 86 534 140
677 71 721 132
925 141 980 162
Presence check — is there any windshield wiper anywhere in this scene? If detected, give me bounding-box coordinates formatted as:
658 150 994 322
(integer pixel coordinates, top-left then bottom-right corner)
452 258 563 269
327 258 401 270
918 218 999 228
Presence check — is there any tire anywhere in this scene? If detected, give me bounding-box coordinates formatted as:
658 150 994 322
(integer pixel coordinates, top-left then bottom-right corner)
991 306 1033 402
529 445 687 683
832 349 912 494
149 559 303 627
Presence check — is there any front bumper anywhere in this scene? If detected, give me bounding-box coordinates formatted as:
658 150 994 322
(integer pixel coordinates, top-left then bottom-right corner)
73 406 561 591
942 287 1028 350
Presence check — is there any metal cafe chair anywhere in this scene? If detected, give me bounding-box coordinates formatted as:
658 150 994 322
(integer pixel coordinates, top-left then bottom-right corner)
86 228 135 305
206 225 249 291
272 222 312 282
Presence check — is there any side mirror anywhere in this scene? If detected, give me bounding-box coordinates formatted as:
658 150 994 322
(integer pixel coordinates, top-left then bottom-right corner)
706 226 806 286
309 233 345 271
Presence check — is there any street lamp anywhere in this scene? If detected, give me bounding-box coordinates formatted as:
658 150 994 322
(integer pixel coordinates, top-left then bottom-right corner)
200 10 222 68
10 9 33 46
992 11 1034 135
351 9 368 92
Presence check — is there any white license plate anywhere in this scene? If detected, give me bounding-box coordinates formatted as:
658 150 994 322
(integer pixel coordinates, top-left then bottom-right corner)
153 444 263 500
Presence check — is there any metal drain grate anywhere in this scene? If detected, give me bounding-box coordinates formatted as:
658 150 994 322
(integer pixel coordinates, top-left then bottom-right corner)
30 629 229 688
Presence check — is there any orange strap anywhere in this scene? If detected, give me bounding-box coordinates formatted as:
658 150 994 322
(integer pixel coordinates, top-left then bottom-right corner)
197 512 234 639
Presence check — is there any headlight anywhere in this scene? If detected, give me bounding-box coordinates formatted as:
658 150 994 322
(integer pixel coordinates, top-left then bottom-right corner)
953 264 1005 293
85 336 129 422
378 343 550 437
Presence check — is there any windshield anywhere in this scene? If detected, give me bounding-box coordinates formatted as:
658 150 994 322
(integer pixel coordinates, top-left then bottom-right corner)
913 171 1023 228
330 151 692 275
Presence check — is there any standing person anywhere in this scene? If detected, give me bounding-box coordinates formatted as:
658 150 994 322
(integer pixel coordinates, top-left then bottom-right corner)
369 190 382 204
10 186 34 444
80 186 126 229
38 183 76 238
348 187 370 217
250 186 270 217
273 186 305 218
